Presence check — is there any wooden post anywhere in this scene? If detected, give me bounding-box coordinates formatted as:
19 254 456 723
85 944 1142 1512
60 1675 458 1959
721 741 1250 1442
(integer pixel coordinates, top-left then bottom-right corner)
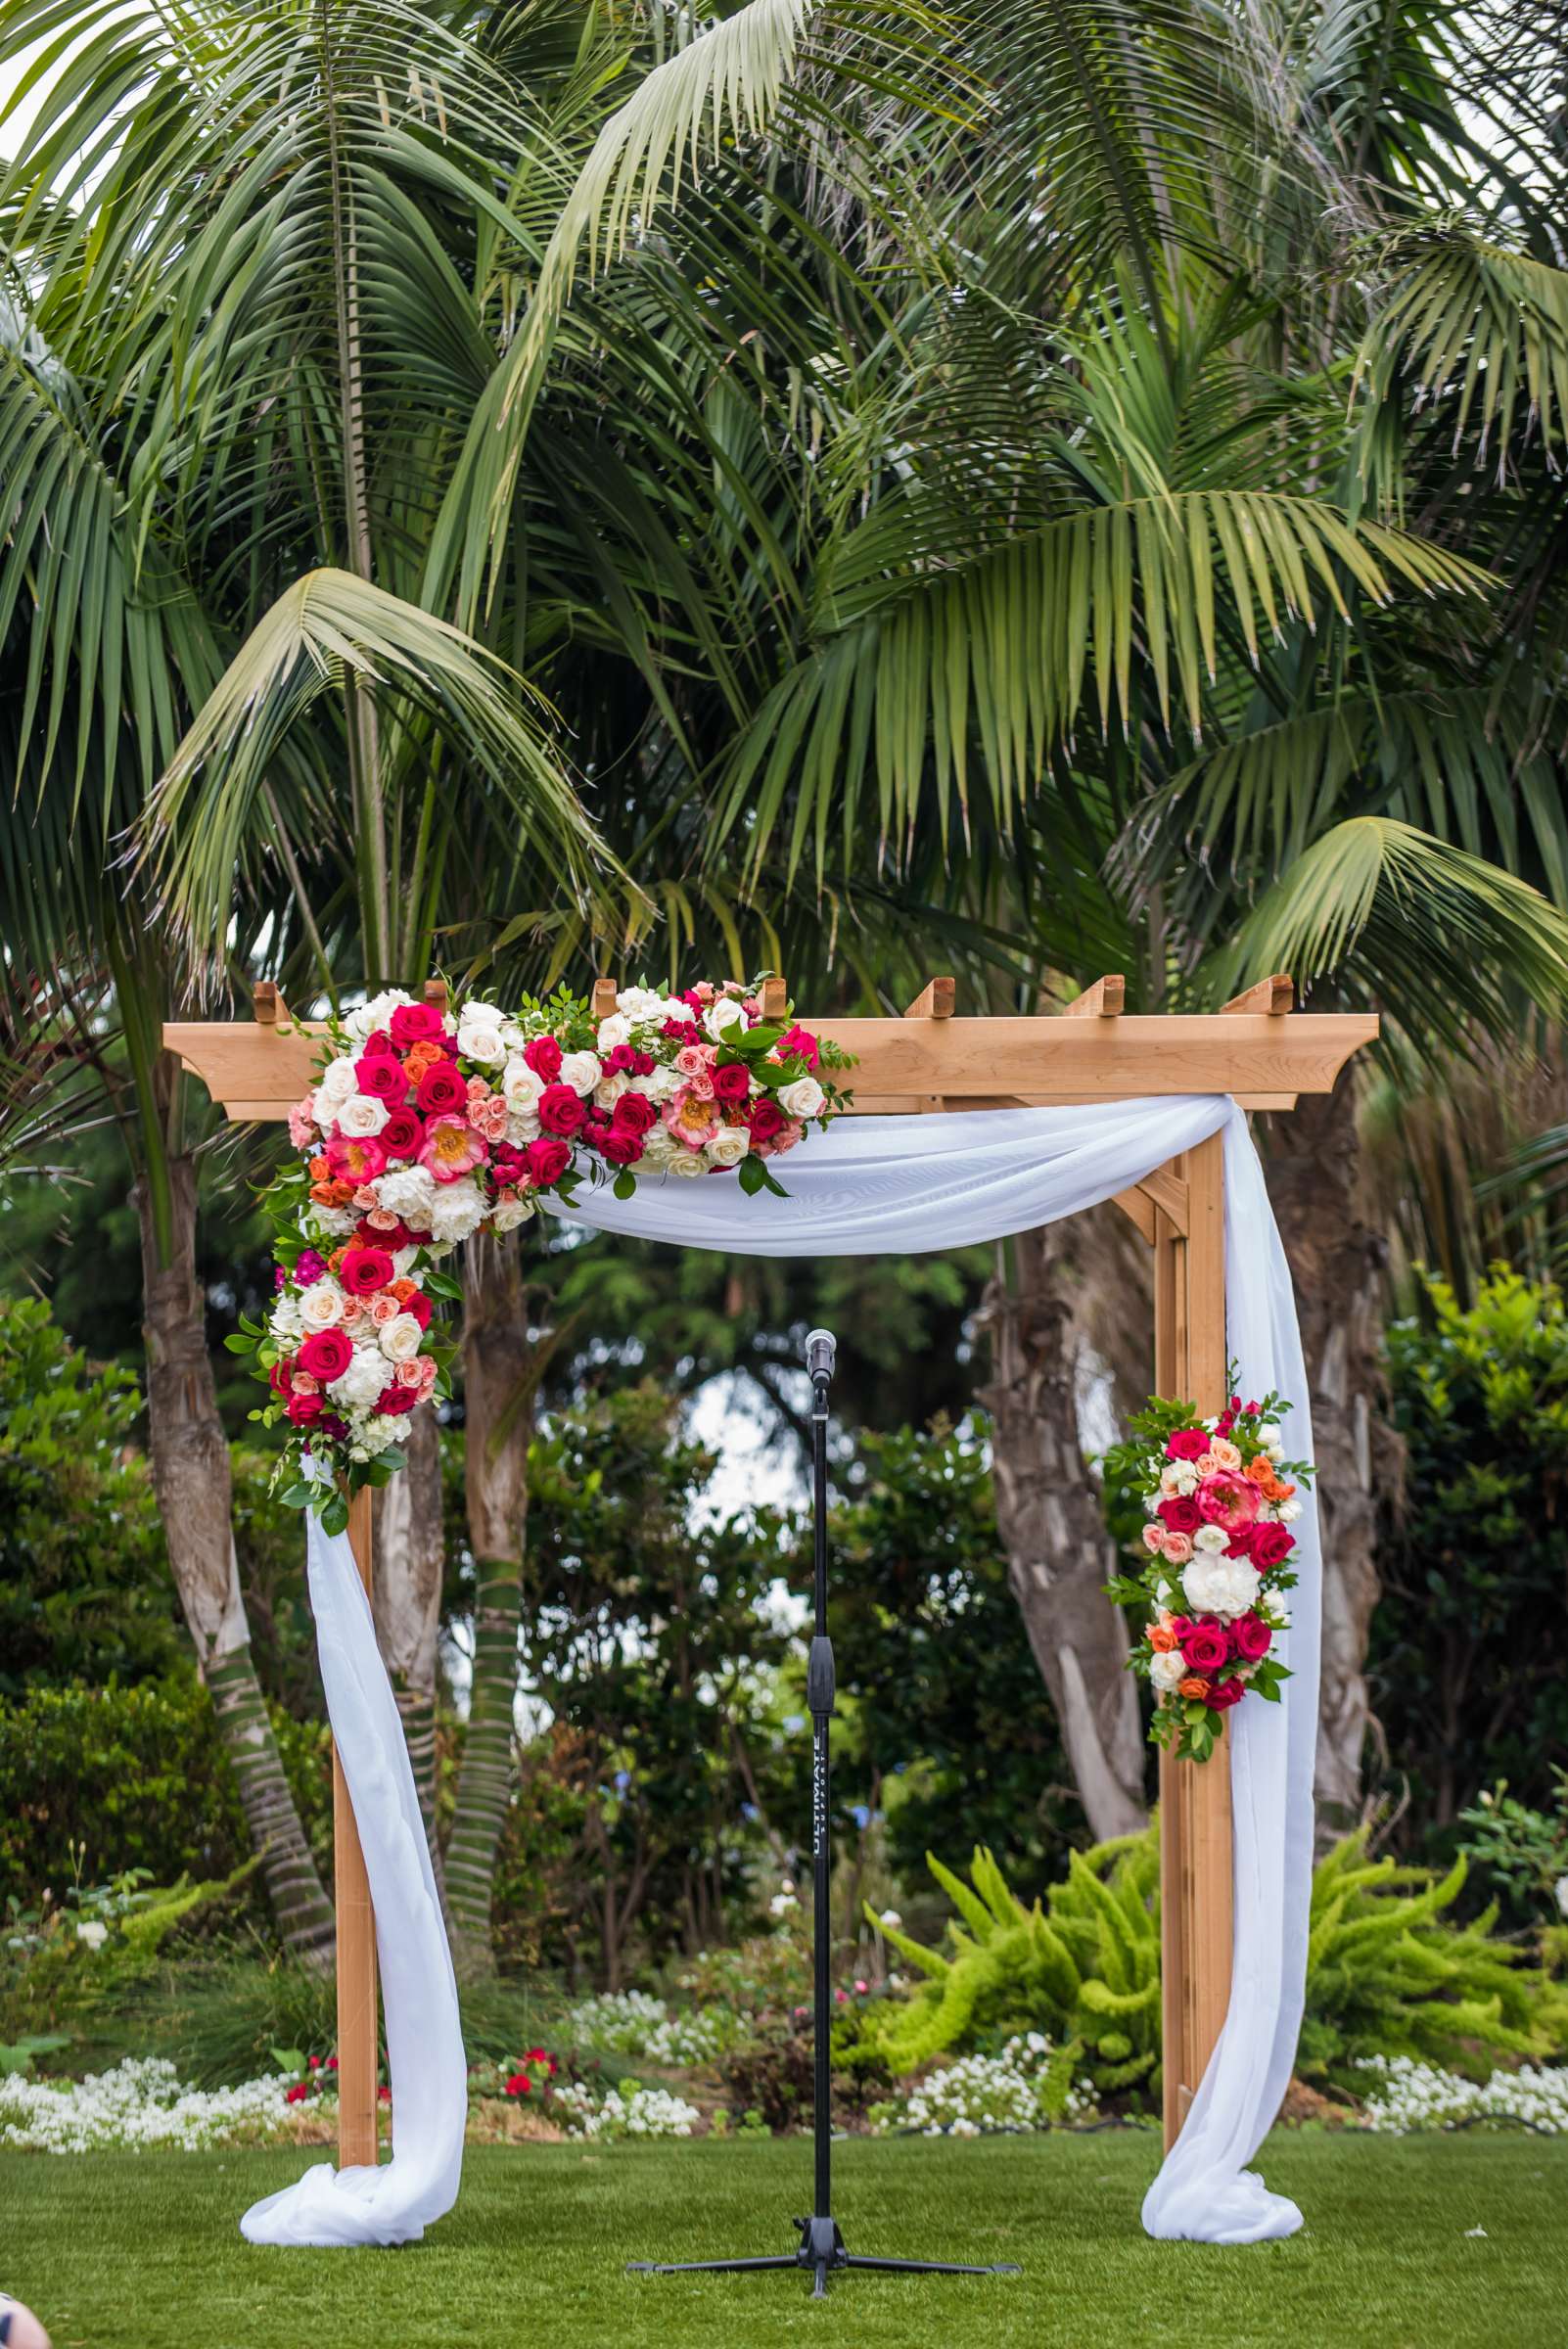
1153 1130 1233 2149
334 1485 381 2167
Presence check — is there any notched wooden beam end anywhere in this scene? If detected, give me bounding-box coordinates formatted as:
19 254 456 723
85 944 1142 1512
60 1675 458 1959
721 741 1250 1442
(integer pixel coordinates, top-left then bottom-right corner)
254 981 285 1027
760 974 789 1020
1062 974 1126 1018
423 978 449 1014
590 975 620 1020
1221 974 1294 1017
904 977 955 1019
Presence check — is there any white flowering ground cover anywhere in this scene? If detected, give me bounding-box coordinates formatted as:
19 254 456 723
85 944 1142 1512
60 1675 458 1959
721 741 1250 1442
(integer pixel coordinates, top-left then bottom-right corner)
1357 2057 1568 2134
868 2035 1099 2138
565 1988 733 2064
551 2080 702 2140
0 2057 300 2152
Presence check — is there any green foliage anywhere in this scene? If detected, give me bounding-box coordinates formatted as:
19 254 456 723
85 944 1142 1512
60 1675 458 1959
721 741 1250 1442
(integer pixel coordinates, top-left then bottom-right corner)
1300 1831 1565 2088
828 1420 1073 1886
0 1673 331 1913
1458 1773 1568 1946
0 1297 181 1692
873 1828 1565 2098
1372 1268 1568 1849
868 1836 1162 2100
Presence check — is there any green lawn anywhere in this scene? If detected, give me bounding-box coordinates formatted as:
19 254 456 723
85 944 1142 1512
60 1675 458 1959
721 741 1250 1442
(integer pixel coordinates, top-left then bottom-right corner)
3 2133 1565 2349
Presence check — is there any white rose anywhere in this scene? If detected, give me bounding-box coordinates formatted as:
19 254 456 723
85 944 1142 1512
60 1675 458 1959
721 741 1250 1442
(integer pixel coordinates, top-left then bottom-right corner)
429 1181 487 1244
669 1149 708 1178
649 1062 684 1102
1149 1649 1187 1693
346 989 410 1041
305 1204 357 1238
636 1127 679 1170
559 1049 602 1097
506 1110 541 1148
616 985 666 1024
1181 1553 1261 1618
334 1347 391 1408
502 1059 544 1110
379 1166 438 1221
1278 1497 1303 1523
456 1003 507 1064
707 1127 751 1168
1256 1422 1280 1449
336 1092 390 1138
777 1075 825 1121
703 996 747 1043
378 1312 425 1363
270 1294 303 1343
300 1280 346 1331
594 1072 631 1112
596 1013 631 1052
1192 1523 1229 1553
315 1054 359 1105
490 1193 534 1232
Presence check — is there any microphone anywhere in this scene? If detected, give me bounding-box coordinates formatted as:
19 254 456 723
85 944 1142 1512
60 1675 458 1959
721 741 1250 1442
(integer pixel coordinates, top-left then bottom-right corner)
806 1327 837 1384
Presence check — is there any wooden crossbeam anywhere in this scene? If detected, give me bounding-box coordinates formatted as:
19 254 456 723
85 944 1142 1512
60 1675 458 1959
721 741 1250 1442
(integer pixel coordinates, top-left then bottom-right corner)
1062 973 1125 1018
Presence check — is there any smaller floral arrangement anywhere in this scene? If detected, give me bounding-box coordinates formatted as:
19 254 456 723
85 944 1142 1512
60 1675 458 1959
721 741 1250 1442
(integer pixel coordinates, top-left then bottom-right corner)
1104 1381 1313 1762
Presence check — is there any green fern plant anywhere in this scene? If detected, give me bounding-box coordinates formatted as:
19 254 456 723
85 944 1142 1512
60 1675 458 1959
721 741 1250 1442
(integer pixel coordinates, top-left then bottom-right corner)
870 1826 1567 2099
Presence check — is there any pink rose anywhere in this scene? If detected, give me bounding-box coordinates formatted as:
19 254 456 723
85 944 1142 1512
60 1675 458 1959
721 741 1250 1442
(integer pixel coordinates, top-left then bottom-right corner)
389 1002 444 1048
1178 1617 1229 1675
1196 1470 1262 1533
1141 1523 1165 1554
777 1023 820 1069
674 1045 710 1079
367 1293 400 1325
288 1098 316 1148
298 1329 352 1384
1160 1530 1194 1565
1166 1429 1209 1462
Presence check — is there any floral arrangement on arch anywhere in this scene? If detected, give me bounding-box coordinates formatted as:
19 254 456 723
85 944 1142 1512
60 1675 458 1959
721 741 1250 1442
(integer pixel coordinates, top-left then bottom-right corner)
227 978 851 1525
1104 1383 1314 1762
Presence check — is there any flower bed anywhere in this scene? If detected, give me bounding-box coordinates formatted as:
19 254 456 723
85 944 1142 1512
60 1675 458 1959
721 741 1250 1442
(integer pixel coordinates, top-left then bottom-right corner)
1357 2057 1568 2134
867 2036 1098 2139
552 2080 703 2140
565 1989 734 2065
0 2057 300 2152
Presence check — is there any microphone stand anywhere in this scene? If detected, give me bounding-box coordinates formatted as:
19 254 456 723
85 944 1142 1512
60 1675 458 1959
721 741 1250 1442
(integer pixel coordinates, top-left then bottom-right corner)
628 1329 1021 2298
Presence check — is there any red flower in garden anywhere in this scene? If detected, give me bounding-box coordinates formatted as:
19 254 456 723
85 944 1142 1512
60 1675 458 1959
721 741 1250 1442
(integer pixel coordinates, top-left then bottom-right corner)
748 1098 786 1143
525 1135 573 1187
538 1083 586 1136
711 1061 751 1105
355 1054 407 1103
504 2072 532 2097
389 1001 445 1048
341 1246 395 1295
379 1107 424 1159
285 2082 311 2103
298 1329 352 1384
416 1061 468 1118
379 2086 392 2103
523 1035 562 1082
1231 1613 1273 1663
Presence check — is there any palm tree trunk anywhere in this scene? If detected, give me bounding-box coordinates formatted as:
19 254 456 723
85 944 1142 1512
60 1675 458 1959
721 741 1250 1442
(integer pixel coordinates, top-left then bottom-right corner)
372 1402 446 1887
134 1147 336 1964
1262 1074 1395 1831
444 1229 533 1977
980 1222 1149 1842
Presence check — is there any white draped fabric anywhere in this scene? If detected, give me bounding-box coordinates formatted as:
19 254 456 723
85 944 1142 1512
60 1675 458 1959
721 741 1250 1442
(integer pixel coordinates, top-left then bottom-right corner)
267 1097 1314 2248
241 1510 467 2248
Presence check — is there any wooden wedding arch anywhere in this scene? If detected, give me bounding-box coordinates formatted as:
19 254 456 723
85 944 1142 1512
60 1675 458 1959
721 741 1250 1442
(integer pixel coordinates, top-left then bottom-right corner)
165 975 1376 2164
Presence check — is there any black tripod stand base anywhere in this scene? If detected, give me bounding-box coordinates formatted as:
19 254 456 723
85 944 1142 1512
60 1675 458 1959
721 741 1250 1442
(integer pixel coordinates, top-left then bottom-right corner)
626 2213 1022 2296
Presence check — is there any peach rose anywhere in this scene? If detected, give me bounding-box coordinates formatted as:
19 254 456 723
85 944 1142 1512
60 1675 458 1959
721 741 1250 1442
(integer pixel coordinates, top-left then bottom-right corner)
1209 1439 1242 1471
1161 1530 1194 1565
367 1293 400 1325
1141 1524 1165 1554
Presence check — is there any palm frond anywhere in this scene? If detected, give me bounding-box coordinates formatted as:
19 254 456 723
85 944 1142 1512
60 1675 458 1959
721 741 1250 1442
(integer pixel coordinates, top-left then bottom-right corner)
1357 235 1568 469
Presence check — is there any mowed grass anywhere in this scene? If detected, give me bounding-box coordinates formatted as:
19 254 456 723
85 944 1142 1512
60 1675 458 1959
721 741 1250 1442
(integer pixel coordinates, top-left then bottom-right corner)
3 2132 1566 2349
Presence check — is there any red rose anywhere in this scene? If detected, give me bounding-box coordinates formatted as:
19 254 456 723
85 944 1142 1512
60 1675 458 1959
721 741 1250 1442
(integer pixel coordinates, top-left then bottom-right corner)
298 1329 352 1383
1177 1617 1229 1675
662 1018 702 1046
538 1082 585 1136
341 1246 395 1295
285 1391 324 1425
389 1002 444 1047
748 1097 786 1143
1166 1428 1209 1462
378 1107 424 1159
525 1135 573 1187
597 1125 642 1167
355 1054 407 1103
375 1384 420 1416
711 1061 751 1105
397 1289 433 1332
777 1023 819 1068
1231 1612 1273 1663
356 1216 413 1253
1251 1522 1294 1571
1208 1677 1246 1711
416 1062 467 1117
523 1035 562 1082
269 1357 296 1399
1157 1495 1202 1534
614 1093 658 1136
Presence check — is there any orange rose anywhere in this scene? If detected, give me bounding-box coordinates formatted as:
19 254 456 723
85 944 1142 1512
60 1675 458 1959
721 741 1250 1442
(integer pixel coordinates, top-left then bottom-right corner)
1245 1455 1274 1486
1178 1676 1211 1701
308 1181 337 1205
391 1278 418 1305
404 1040 445 1082
309 1154 331 1181
1149 1623 1179 1653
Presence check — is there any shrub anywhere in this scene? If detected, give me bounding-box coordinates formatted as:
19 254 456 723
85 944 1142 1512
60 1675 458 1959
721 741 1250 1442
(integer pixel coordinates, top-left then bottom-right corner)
872 1826 1566 2099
